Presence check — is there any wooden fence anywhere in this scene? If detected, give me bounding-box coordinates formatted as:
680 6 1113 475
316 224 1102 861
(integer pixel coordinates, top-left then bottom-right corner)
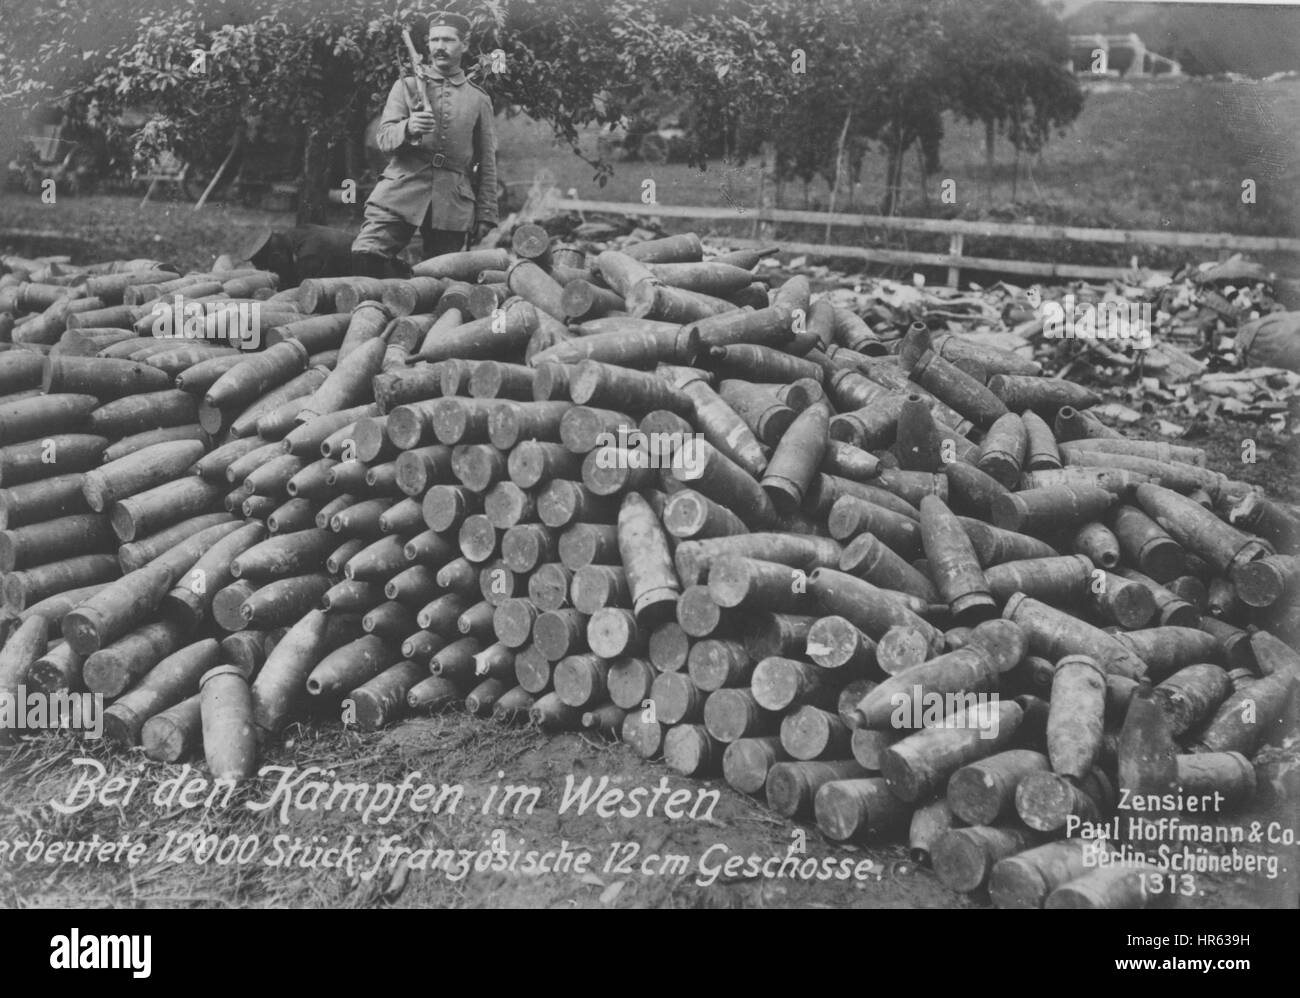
548 197 1300 287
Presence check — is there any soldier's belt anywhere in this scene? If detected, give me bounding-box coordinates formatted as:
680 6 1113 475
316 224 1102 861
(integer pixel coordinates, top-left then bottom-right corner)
427 153 468 174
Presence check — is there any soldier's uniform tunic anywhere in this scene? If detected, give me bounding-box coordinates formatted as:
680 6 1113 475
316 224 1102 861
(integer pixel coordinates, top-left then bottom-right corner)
352 68 498 264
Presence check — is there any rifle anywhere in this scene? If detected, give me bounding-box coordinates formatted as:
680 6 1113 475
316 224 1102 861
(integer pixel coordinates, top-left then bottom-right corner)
401 28 433 112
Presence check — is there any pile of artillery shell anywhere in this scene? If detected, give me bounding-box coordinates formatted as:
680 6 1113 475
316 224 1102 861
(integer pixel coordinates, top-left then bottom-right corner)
2 231 1297 909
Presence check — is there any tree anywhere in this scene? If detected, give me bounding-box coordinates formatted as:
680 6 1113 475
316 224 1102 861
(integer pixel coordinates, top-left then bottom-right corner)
4 1 447 223
943 0 1083 197
2 0 801 223
754 1 875 209
2 0 1082 224
743 0 1082 215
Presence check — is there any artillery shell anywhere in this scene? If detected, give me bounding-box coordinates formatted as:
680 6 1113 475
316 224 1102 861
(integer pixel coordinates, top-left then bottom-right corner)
815 777 911 842
989 839 1096 909
1045 865 1168 909
617 491 680 624
1021 410 1061 470
881 700 1022 802
1072 521 1120 569
664 724 724 776
306 634 396 699
620 709 664 758
723 736 788 794
802 616 875 675
780 704 852 760
346 660 425 731
141 694 202 762
1154 664 1230 736
908 798 957 866
946 749 1051 825
1136 483 1270 576
976 412 1027 487
853 645 1001 730
1118 686 1179 800
1110 503 1185 581
407 676 462 713
765 759 867 819
921 494 996 623
991 485 1115 536
983 554 1092 606
1175 751 1255 811
199 664 257 781
1003 593 1146 680
933 826 1040 893
750 656 834 713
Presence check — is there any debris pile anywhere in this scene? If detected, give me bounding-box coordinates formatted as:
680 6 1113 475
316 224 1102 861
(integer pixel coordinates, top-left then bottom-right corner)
1 226 1297 910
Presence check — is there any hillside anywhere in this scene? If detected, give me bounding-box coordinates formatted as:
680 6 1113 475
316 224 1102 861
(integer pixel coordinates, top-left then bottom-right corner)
1065 1 1300 76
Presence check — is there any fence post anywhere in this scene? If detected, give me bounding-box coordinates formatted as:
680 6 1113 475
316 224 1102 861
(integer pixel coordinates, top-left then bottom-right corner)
947 233 964 289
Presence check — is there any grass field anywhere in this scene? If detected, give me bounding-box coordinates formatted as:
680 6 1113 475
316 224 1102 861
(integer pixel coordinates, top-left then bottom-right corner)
2 77 1297 276
492 76 1300 243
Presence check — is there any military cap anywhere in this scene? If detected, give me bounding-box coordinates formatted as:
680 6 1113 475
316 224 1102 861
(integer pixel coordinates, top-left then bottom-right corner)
234 226 274 264
428 11 472 38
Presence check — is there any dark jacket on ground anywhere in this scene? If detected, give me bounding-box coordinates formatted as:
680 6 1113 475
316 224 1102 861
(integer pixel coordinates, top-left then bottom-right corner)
252 225 355 287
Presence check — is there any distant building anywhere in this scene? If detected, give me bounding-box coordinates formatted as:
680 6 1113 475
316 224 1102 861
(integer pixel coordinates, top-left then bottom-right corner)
1068 33 1182 77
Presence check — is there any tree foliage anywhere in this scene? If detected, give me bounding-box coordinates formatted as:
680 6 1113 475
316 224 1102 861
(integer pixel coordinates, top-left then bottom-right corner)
750 0 1083 212
0 0 1084 222
945 0 1083 156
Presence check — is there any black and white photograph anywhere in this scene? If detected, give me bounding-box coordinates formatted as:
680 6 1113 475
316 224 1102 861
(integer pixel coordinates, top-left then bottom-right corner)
0 0 1297 945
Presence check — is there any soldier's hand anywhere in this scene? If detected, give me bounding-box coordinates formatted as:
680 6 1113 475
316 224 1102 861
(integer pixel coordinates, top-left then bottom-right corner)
407 112 437 136
472 221 496 246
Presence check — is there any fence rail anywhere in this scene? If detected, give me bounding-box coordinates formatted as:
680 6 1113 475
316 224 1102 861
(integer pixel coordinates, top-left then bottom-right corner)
548 196 1300 286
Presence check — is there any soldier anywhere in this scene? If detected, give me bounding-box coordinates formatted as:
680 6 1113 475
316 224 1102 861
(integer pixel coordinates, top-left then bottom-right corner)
351 11 499 278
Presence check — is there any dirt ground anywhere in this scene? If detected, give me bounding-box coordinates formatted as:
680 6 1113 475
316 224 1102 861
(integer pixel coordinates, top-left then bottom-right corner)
3 543 1296 913
0 711 966 909
1 697 1294 909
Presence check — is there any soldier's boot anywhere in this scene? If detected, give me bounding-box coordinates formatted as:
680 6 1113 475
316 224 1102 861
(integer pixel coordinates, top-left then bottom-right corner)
351 252 391 279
